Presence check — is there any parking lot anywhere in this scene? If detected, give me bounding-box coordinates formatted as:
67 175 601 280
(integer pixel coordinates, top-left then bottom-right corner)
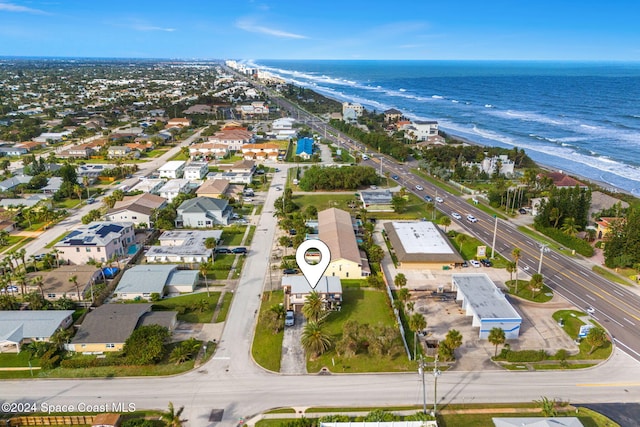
375 223 580 371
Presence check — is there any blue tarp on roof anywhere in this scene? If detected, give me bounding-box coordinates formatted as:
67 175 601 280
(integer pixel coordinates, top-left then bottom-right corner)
296 137 314 156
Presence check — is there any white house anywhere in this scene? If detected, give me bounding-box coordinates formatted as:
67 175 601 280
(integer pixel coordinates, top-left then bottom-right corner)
114 264 198 300
145 230 222 263
183 161 209 180
342 102 364 122
106 193 167 226
158 161 186 179
158 179 192 203
175 197 232 227
402 120 439 142
54 221 136 265
0 311 75 353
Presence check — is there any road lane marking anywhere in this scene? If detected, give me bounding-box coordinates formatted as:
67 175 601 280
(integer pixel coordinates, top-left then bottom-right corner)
586 294 596 301
624 318 636 326
614 290 624 297
577 382 640 387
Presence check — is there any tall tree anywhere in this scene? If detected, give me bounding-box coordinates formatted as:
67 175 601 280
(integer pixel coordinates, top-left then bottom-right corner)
199 262 211 297
68 275 81 301
585 327 608 355
488 327 506 357
302 291 324 323
512 247 522 293
162 402 186 427
394 273 407 289
301 321 333 359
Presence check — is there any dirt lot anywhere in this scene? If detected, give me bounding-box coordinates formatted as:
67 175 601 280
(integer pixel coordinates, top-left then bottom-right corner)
375 222 580 371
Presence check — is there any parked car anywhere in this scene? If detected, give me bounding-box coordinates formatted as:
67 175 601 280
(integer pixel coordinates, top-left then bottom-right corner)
415 184 424 191
283 268 299 275
362 155 369 160
289 229 297 235
466 214 478 223
519 208 527 214
451 212 462 220
86 197 96 204
461 261 469 268
285 310 295 326
424 195 433 202
469 260 481 268
586 306 595 315
232 247 247 254
480 258 493 267
215 248 232 254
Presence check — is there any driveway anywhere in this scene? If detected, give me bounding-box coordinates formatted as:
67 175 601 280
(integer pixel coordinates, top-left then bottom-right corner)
280 312 307 374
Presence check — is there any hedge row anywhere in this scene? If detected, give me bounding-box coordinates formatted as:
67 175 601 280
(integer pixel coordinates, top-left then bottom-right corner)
533 225 594 257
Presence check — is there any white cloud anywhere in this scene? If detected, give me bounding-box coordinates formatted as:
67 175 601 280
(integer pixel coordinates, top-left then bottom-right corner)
236 18 307 39
0 2 48 14
131 24 176 32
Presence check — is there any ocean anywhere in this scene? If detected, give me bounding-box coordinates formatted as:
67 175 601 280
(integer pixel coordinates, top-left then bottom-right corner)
248 60 640 195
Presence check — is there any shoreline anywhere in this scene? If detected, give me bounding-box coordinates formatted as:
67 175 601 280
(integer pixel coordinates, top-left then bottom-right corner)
442 130 634 197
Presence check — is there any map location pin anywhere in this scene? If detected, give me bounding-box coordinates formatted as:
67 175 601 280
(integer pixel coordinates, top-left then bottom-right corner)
296 239 331 290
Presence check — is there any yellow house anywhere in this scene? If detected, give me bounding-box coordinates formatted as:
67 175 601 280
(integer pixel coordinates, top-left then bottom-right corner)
67 304 176 353
318 208 369 279
595 217 625 240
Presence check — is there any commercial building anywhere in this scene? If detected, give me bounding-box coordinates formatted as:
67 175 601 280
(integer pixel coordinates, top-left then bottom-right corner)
383 221 464 269
54 222 135 265
451 274 522 340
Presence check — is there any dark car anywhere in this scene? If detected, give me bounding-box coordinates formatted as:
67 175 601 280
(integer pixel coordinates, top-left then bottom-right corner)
289 229 297 235
519 208 527 214
283 268 299 275
232 247 247 254
480 258 493 267
215 248 232 254
424 195 433 202
392 175 399 180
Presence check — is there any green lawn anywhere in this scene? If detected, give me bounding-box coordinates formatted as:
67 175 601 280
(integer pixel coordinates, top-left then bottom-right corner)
152 292 220 323
552 310 613 360
143 148 170 158
220 225 248 246
215 292 234 323
504 280 553 303
592 265 635 286
0 351 40 367
233 255 246 279
45 231 70 248
244 225 257 245
252 291 285 372
169 151 189 161
0 235 25 253
55 198 82 209
306 288 416 373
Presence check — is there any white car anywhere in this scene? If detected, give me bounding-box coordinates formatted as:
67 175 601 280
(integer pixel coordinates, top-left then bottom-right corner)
466 214 478 223
435 196 444 203
586 306 595 315
451 212 462 220
415 185 424 191
469 260 481 268
285 310 295 326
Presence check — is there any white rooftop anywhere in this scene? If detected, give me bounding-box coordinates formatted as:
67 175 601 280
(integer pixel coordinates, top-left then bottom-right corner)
159 179 191 193
282 276 342 295
452 274 522 320
390 221 453 254
130 178 166 193
158 160 186 172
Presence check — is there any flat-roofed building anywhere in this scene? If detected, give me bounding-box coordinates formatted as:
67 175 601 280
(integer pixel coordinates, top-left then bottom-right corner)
183 161 209 180
383 221 464 269
158 160 186 179
318 208 369 279
158 179 192 203
452 273 522 339
129 178 166 195
145 230 222 263
282 276 342 313
360 190 393 212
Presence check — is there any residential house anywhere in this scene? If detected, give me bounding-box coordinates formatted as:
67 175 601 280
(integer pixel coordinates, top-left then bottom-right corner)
114 264 198 300
360 190 394 212
0 208 16 232
175 197 232 227
342 102 364 122
158 179 192 203
158 160 186 179
26 265 103 301
196 179 230 198
465 154 515 176
41 177 63 194
295 137 314 159
166 117 192 128
595 217 625 240
282 276 342 313
106 193 167 226
272 117 297 140
183 161 209 180
402 120 440 143
207 128 254 151
241 143 279 161
129 178 165 195
319 208 369 279
145 230 221 263
0 146 28 157
383 108 403 122
545 171 589 189
33 131 72 143
0 310 75 353
76 164 116 179
205 172 252 184
237 101 269 118
218 159 256 175
15 141 47 151
54 221 136 265
189 142 229 160
0 175 32 192
183 104 213 115
0 195 48 209
108 145 139 159
67 303 177 353
58 144 95 159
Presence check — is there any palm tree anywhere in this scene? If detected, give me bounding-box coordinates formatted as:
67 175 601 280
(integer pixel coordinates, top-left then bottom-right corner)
394 273 407 289
301 321 333 359
17 248 27 272
0 230 9 246
408 312 427 359
512 247 522 294
50 328 73 350
506 261 516 282
51 249 61 268
488 327 506 357
455 234 470 256
31 275 44 298
199 262 211 297
397 287 410 304
560 217 580 237
82 176 91 199
162 402 186 427
68 275 81 301
529 273 544 298
14 272 27 296
73 184 83 201
440 215 451 232
585 327 608 355
302 291 324 323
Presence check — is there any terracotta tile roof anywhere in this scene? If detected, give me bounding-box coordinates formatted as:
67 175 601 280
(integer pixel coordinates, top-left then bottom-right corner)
545 172 587 188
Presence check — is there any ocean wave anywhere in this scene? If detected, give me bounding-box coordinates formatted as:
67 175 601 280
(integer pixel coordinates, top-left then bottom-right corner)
399 88 406 92
432 95 444 99
485 104 493 108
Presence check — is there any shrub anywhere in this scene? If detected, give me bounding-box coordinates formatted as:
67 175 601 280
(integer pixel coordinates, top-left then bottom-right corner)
533 225 594 257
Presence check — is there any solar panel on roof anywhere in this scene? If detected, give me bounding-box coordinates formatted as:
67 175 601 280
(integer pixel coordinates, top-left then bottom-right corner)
66 230 81 239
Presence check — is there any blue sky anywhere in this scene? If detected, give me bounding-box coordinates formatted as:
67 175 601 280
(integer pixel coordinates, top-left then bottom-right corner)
1 0 640 60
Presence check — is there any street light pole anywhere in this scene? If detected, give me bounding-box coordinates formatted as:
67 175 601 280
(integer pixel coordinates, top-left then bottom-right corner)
418 357 427 415
491 214 498 259
538 244 547 274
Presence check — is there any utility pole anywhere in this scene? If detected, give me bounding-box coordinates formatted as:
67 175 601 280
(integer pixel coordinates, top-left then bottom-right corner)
491 214 498 259
538 244 547 274
418 357 427 415
432 355 441 416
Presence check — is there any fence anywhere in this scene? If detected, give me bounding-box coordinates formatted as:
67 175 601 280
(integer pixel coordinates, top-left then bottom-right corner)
10 416 95 426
